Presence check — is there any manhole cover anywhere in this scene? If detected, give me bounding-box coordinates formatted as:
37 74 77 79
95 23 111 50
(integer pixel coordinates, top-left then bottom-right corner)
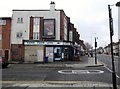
58 70 104 74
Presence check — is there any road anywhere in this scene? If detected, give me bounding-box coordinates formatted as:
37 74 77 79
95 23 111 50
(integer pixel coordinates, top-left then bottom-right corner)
2 64 111 82
97 54 120 85
1 55 120 89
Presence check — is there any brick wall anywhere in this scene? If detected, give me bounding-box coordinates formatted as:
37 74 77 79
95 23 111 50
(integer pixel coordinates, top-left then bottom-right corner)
60 10 64 41
0 25 2 50
2 18 11 49
11 44 24 61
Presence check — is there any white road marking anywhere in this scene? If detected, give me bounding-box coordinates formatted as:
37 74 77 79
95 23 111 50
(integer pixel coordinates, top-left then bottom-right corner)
58 70 104 74
104 66 120 79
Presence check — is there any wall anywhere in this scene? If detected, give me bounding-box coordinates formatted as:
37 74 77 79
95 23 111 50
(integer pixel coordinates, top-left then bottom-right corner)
2 18 11 49
0 26 2 56
118 7 120 57
11 10 60 44
119 7 120 41
11 44 24 61
0 18 11 60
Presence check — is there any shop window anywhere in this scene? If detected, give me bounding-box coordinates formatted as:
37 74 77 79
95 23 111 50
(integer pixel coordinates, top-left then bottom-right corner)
54 49 61 58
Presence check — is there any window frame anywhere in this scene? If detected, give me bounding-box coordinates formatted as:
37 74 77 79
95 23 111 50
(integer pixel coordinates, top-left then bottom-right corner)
16 32 23 38
33 32 39 40
0 19 6 25
17 17 23 23
33 17 40 25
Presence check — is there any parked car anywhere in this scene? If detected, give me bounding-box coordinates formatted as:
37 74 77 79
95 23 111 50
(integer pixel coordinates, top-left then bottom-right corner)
0 57 9 68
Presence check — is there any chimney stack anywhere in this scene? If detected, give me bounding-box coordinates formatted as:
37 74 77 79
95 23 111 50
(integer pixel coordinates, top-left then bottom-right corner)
50 1 55 11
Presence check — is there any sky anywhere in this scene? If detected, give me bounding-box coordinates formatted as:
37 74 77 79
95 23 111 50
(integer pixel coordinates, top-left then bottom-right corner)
0 0 119 48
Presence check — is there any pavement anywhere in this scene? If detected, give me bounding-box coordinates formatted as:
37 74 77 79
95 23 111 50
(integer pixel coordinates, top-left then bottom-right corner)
65 56 104 68
9 56 104 68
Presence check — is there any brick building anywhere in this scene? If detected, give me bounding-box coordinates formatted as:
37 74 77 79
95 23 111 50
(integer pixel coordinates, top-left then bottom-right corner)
0 17 11 61
10 2 82 62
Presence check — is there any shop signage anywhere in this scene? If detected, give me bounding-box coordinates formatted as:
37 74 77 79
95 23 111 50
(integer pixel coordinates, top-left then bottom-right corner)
24 41 72 46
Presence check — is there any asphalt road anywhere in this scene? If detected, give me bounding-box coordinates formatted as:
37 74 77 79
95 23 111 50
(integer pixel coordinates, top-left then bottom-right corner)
2 64 111 83
97 54 120 85
97 54 119 73
2 63 116 83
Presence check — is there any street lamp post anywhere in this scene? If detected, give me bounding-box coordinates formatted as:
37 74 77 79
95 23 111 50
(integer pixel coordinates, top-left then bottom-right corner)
108 5 117 89
95 37 97 64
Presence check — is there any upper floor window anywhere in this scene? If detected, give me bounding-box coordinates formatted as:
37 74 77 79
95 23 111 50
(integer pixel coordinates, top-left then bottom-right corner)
16 32 23 38
33 18 40 25
17 18 23 23
33 32 39 40
0 19 6 25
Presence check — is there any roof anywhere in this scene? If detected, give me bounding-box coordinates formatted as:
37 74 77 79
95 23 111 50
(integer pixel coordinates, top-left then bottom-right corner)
12 9 63 11
0 17 11 19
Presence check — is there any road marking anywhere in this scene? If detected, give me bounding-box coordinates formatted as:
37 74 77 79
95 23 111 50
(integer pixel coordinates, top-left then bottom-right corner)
104 66 120 79
58 70 104 74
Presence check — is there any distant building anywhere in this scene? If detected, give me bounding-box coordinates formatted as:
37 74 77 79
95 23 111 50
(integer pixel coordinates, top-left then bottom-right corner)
104 45 110 55
104 42 119 56
0 17 11 60
10 2 81 62
96 47 104 54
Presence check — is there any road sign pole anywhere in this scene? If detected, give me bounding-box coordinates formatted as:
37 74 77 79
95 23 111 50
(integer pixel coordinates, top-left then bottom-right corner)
108 5 117 89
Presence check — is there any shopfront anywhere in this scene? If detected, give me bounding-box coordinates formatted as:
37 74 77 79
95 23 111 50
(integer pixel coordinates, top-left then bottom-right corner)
24 40 73 63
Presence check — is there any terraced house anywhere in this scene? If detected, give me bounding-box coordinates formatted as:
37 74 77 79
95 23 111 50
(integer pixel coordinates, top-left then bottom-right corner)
0 17 11 61
10 2 84 63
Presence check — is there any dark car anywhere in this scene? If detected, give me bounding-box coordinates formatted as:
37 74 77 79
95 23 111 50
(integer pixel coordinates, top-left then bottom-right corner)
0 57 9 68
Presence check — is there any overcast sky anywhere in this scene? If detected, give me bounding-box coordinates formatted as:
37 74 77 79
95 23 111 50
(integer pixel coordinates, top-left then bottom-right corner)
0 0 119 48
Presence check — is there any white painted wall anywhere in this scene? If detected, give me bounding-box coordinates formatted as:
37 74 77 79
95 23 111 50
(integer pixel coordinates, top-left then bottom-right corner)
118 7 120 57
118 7 120 41
11 10 60 44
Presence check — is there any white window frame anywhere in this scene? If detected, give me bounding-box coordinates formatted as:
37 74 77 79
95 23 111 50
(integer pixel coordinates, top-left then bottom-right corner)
16 32 23 38
17 18 23 23
33 18 40 25
33 32 39 40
